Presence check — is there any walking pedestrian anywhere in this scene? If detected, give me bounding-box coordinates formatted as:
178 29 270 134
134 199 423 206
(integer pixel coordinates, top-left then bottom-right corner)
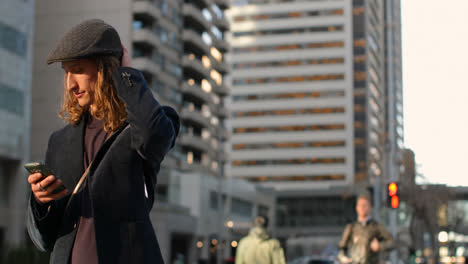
235 216 286 264
338 195 394 264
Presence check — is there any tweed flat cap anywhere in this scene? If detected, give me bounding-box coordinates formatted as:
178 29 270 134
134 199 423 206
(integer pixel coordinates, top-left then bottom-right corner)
47 19 122 64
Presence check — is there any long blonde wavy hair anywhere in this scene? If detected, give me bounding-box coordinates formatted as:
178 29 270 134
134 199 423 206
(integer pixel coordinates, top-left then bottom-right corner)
59 56 128 132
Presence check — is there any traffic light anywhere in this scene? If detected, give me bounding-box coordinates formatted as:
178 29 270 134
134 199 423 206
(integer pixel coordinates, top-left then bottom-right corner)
387 182 399 209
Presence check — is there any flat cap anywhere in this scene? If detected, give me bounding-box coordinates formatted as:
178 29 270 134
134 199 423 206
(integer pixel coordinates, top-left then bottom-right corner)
47 19 122 64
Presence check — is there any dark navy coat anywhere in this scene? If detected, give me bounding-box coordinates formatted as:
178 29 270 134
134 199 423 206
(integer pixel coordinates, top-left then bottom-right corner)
27 67 179 264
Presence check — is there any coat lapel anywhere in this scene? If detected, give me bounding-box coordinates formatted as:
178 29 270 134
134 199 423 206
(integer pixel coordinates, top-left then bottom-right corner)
63 118 85 187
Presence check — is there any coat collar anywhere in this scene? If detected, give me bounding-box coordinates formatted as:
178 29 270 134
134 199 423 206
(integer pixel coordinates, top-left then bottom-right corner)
63 118 86 187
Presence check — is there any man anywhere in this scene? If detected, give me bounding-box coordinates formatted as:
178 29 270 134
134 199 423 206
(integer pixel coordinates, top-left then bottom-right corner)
338 195 394 264
235 216 286 264
26 19 179 264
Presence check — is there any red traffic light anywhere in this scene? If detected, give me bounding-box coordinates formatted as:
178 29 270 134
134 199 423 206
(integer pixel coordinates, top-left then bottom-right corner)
391 195 399 209
388 182 398 196
387 182 400 209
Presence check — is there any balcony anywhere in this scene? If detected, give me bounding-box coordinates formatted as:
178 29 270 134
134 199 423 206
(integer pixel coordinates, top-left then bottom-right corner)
216 126 230 140
182 55 211 80
180 81 214 106
133 30 179 63
133 57 161 76
214 83 231 96
217 104 230 118
178 133 211 153
182 3 210 31
133 1 162 21
133 29 163 49
182 29 210 55
219 151 230 163
191 0 212 9
213 38 230 52
180 107 211 128
213 15 229 31
213 0 229 9
211 58 230 74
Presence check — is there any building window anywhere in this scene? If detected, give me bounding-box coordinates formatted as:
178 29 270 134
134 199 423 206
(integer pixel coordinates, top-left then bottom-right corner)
211 4 223 19
0 83 24 115
210 47 222 62
241 175 346 183
232 157 346 166
202 8 213 22
233 124 345 134
169 62 182 77
232 141 345 151
210 70 222 86
168 32 182 51
133 20 143 30
232 25 343 37
187 151 194 164
0 21 27 57
232 57 344 69
155 25 168 43
277 196 355 227
233 41 344 53
202 32 212 45
232 91 344 102
211 25 223 40
233 74 344 85
210 191 218 210
232 198 253 218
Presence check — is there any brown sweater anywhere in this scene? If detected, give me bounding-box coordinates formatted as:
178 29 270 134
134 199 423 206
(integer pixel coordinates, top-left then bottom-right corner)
71 113 108 264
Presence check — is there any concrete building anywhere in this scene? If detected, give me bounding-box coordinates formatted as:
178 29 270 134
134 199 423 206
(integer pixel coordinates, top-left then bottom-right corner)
0 0 35 258
227 0 354 190
228 0 404 258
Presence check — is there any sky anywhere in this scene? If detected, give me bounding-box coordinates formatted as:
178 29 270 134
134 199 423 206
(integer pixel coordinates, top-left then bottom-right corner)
401 0 468 186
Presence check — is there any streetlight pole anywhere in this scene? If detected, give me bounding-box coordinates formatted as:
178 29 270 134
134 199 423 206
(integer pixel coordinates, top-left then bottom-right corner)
385 1 399 263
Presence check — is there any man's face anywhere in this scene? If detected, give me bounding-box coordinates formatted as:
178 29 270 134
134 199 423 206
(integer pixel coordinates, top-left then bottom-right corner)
356 197 372 219
62 59 98 109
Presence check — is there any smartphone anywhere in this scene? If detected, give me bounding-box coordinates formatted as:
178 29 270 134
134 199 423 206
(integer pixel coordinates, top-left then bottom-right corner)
24 162 52 176
24 162 66 193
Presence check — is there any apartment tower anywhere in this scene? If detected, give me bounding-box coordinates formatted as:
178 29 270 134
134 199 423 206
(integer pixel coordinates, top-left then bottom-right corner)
228 0 403 256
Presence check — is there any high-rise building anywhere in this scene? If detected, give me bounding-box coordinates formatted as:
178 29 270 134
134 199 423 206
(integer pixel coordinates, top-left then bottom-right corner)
31 0 274 263
384 0 404 185
0 0 34 256
228 0 403 257
228 0 354 188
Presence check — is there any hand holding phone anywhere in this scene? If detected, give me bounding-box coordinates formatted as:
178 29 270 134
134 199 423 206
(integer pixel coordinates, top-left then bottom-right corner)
25 162 68 203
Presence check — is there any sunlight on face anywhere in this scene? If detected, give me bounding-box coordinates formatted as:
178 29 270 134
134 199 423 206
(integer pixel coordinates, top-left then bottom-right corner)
356 197 372 219
61 59 98 109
